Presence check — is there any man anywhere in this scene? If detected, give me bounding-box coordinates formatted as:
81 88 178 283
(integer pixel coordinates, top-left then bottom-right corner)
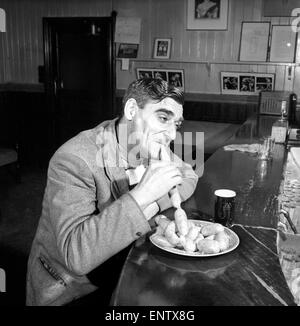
26 78 198 306
196 0 219 18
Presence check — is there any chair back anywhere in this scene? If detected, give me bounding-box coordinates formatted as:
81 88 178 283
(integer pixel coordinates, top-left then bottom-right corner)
258 91 294 117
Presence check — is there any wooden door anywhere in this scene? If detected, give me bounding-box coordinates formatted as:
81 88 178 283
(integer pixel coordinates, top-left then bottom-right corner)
43 16 116 154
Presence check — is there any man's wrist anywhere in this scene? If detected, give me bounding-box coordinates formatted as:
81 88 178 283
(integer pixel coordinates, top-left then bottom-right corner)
143 202 159 221
129 188 148 211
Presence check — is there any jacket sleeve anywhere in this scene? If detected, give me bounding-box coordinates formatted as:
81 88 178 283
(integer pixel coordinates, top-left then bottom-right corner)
47 152 151 276
156 153 199 212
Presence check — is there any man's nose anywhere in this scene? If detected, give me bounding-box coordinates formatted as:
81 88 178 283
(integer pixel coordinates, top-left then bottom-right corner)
166 123 177 141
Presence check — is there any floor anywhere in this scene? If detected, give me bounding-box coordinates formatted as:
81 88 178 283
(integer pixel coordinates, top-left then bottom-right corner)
0 165 47 305
0 120 241 306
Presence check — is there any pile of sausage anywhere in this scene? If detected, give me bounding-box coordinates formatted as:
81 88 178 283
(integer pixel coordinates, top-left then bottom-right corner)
152 211 230 254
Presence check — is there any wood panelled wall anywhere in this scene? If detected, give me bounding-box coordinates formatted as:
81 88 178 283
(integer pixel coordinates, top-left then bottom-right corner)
115 0 300 96
0 0 112 83
0 0 299 96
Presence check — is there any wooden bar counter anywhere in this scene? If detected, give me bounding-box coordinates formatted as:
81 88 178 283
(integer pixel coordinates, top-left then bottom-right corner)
112 115 298 306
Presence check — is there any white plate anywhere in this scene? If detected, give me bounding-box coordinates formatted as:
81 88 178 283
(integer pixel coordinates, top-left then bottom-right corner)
149 219 240 257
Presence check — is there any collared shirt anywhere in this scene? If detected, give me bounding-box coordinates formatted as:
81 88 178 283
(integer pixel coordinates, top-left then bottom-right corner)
116 133 146 186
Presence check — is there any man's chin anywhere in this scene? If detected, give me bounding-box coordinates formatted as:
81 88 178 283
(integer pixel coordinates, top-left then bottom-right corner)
139 147 160 161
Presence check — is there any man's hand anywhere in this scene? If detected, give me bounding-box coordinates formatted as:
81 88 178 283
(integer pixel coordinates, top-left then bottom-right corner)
130 161 182 211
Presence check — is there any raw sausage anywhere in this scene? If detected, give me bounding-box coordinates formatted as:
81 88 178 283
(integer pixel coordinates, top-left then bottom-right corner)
152 234 174 248
201 223 224 237
174 208 189 236
214 231 230 251
196 239 221 254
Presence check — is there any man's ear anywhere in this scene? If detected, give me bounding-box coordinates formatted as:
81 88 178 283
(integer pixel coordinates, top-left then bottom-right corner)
124 99 138 121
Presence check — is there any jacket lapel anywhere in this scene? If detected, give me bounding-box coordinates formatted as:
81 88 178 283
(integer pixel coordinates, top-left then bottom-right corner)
96 119 129 199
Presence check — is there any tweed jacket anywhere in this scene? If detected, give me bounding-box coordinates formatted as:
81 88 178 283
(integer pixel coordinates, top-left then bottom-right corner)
26 118 198 306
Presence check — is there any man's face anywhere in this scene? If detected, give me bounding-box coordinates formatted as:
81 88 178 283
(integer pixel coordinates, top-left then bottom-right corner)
130 97 183 161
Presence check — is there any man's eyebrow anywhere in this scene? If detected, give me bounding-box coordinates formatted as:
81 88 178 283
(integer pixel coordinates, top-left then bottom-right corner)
155 109 184 121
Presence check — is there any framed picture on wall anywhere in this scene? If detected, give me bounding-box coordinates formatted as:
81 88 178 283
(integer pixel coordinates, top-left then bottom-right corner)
168 70 184 89
153 38 171 59
221 72 275 95
221 72 239 93
153 70 168 81
136 69 153 79
269 25 297 63
186 0 228 30
255 75 274 92
239 22 270 62
117 43 139 58
136 68 185 91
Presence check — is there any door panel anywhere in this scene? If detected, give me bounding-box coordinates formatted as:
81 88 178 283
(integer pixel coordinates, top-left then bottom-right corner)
44 17 115 153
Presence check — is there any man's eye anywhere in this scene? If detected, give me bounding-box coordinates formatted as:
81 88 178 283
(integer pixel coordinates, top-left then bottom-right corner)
175 122 182 130
158 116 168 123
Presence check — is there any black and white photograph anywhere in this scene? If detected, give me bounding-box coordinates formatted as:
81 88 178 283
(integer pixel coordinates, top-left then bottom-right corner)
221 72 275 95
136 68 185 91
136 68 153 79
256 76 274 91
239 75 255 92
168 70 184 88
222 75 238 90
153 38 171 59
187 0 228 29
194 0 220 19
153 70 168 81
117 43 139 58
0 0 299 311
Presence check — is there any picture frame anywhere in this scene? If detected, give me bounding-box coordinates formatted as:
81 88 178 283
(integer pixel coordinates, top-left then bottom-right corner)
136 68 185 91
153 38 171 59
117 43 139 58
269 25 297 63
239 22 270 62
186 0 228 30
153 70 168 81
221 72 275 95
136 69 154 79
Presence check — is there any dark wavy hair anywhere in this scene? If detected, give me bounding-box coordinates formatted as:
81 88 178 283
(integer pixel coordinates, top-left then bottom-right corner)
121 78 184 114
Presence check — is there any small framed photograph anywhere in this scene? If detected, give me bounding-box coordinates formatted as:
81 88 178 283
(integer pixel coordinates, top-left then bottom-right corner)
255 76 274 92
136 69 153 79
167 70 184 90
153 38 171 59
136 68 185 91
153 70 168 81
221 73 239 92
269 25 297 63
187 0 228 30
117 43 139 58
221 72 275 95
239 75 255 93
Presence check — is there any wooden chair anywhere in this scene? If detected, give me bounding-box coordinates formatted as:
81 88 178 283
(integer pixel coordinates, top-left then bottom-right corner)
258 90 295 117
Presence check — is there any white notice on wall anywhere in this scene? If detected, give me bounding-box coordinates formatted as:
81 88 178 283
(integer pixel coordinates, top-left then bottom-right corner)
115 17 141 44
0 8 6 32
121 59 130 71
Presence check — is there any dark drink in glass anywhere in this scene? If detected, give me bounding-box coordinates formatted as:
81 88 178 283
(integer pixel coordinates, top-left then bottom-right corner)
214 189 236 227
